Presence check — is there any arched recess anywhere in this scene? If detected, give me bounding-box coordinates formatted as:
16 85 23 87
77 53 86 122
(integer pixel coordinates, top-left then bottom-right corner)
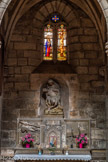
0 0 107 155
40 78 69 118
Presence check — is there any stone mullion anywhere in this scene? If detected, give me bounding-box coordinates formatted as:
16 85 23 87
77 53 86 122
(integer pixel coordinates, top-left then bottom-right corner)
105 41 108 161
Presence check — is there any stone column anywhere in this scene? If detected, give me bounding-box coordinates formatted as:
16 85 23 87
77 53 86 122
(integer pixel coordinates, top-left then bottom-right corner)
0 37 3 155
0 39 2 155
105 42 108 161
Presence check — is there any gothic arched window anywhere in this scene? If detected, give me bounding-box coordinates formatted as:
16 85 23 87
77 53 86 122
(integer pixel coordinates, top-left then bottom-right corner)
57 24 67 61
44 24 53 61
43 15 67 62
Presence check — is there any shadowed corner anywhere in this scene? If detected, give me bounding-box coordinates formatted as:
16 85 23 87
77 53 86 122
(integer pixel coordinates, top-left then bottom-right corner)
0 96 2 156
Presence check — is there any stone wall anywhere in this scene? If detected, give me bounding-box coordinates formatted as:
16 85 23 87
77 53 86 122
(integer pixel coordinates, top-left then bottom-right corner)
1 0 106 156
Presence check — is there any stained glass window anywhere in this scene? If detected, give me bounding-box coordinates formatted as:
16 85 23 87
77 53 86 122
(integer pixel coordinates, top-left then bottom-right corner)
43 24 53 60
57 25 67 61
52 15 59 22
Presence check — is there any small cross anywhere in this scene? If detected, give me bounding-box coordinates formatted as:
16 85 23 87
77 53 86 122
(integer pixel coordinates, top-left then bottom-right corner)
52 15 59 22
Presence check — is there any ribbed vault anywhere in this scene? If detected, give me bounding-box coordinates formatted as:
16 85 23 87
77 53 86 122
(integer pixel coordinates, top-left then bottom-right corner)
0 0 106 50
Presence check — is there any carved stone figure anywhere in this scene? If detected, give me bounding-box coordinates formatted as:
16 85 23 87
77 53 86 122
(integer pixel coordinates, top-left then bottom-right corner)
19 121 40 133
42 79 63 115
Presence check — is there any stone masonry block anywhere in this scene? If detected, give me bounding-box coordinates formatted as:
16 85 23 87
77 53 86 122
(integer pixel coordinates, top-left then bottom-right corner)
18 58 27 66
27 35 38 42
70 43 82 52
11 35 26 41
2 112 18 121
15 67 21 74
89 59 103 66
14 43 36 50
69 28 83 36
8 50 16 58
7 58 17 66
15 98 38 109
89 67 98 74
70 59 79 66
8 42 14 50
21 66 35 74
83 43 99 50
4 83 14 91
20 109 36 117
18 91 35 98
81 18 94 27
16 50 24 57
15 83 29 90
80 82 91 91
2 121 17 130
85 51 97 58
69 19 80 28
80 36 97 43
84 28 97 35
8 67 14 74
79 75 98 82
80 59 89 66
91 129 106 140
15 74 29 82
76 66 88 74
91 81 104 87
71 51 84 59
28 59 40 66
24 51 37 58
69 36 79 43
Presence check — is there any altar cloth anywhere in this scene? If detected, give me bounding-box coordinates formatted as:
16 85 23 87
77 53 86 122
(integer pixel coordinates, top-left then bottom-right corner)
14 154 92 161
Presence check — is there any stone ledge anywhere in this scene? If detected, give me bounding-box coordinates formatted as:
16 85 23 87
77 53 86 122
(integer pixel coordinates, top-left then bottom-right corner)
14 147 91 155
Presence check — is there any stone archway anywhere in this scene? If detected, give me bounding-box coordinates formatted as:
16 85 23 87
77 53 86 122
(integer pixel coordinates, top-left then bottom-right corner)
0 0 108 161
0 0 12 23
98 0 108 34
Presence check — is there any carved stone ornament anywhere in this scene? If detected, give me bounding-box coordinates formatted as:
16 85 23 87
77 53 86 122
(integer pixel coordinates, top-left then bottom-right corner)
42 79 63 115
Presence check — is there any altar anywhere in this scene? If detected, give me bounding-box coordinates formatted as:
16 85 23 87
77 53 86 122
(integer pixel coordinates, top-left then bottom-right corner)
14 148 91 161
14 78 91 162
14 117 91 162
14 154 92 161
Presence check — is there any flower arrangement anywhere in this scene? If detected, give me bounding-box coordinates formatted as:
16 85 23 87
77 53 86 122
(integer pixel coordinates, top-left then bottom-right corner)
76 133 88 146
21 133 34 148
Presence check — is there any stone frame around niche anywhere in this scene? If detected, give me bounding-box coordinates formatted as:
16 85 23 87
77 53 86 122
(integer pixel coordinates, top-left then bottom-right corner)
30 73 79 118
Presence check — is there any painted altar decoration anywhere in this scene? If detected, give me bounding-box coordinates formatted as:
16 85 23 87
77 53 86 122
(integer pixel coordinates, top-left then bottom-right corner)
57 24 67 61
43 24 53 60
49 135 57 147
42 79 63 115
17 119 90 149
